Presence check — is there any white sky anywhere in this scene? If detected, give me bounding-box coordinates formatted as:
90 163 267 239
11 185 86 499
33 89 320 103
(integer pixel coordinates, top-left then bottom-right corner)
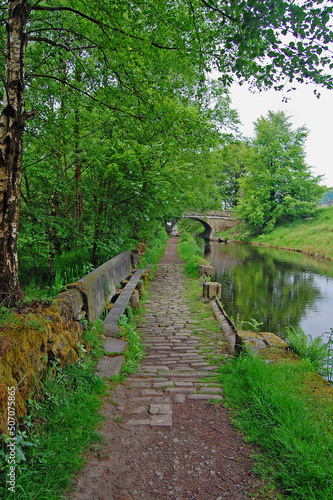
229 82 333 189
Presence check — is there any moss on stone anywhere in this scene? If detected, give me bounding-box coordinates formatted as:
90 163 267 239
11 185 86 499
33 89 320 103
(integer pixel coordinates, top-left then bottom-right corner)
0 304 81 433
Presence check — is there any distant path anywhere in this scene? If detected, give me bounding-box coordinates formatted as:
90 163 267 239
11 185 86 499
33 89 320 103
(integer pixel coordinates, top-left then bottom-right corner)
69 238 272 499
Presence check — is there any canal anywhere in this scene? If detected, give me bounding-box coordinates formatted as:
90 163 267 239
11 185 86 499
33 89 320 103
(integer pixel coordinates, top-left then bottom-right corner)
205 242 333 343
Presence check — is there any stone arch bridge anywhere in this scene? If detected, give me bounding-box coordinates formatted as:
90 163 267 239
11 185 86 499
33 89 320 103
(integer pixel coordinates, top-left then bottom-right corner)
167 210 238 240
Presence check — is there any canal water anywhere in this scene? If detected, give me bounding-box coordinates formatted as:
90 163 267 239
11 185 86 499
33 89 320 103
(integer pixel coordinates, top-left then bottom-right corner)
205 242 333 343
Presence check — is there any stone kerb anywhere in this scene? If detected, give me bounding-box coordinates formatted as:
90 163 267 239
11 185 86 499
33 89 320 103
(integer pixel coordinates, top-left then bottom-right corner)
79 251 132 322
55 251 132 324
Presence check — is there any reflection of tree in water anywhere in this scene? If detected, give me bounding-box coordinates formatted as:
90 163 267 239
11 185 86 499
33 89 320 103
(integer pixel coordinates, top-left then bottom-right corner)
212 245 322 335
208 243 251 271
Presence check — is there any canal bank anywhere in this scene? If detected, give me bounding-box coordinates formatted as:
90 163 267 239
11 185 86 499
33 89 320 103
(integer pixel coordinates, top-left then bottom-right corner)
186 235 333 499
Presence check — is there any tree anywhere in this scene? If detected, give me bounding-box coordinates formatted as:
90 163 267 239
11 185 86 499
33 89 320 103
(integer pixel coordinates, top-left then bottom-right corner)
215 141 253 209
237 111 325 234
1 0 333 302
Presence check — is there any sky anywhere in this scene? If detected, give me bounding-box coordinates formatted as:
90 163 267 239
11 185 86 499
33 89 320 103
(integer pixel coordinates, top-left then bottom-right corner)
229 82 333 189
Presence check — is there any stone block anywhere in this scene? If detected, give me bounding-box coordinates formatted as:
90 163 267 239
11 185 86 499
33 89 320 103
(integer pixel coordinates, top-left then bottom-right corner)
149 404 172 415
235 330 289 355
150 414 173 426
96 355 124 377
130 289 140 309
79 251 132 322
203 282 221 299
199 264 214 276
173 394 186 403
103 337 129 354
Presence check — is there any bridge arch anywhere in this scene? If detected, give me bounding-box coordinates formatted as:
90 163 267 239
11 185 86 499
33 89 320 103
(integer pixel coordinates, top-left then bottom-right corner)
183 215 212 240
166 211 237 239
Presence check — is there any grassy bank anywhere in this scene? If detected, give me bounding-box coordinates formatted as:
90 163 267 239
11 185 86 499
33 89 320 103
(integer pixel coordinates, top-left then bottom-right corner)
218 206 333 260
178 232 206 277
219 355 333 500
178 235 333 499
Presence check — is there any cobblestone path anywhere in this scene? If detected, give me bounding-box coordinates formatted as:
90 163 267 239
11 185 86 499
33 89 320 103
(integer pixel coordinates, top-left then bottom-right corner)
70 239 266 500
131 262 222 422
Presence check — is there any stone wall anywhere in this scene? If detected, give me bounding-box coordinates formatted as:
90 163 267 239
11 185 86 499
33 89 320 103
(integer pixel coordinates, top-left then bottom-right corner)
0 251 133 432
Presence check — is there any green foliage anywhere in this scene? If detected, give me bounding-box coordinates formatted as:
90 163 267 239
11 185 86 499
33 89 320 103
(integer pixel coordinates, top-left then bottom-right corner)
215 140 253 209
178 233 205 277
117 307 146 375
285 325 332 378
237 111 325 234
2 0 333 301
139 227 168 270
219 355 333 499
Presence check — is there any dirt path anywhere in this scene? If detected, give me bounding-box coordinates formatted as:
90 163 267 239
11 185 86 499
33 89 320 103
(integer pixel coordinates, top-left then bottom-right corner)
68 239 271 500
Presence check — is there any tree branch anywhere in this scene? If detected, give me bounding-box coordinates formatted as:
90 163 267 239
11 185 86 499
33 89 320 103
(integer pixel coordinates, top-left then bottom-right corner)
26 73 144 119
199 0 236 23
31 4 178 50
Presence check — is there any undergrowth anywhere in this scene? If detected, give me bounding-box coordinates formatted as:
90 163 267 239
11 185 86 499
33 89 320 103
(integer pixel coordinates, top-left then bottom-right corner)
178 232 205 277
117 306 146 376
285 326 333 382
139 227 168 273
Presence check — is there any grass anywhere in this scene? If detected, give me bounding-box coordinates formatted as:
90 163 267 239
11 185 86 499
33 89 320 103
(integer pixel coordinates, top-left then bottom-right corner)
116 306 147 375
218 355 333 500
139 227 168 272
178 232 206 277
216 206 333 260
252 207 333 260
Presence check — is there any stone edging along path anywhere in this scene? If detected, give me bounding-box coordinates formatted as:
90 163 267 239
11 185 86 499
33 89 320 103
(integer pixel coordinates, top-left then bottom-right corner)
68 238 272 500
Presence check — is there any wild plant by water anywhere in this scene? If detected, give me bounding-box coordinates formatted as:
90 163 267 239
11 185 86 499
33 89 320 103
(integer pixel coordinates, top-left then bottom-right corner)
324 328 333 382
285 325 331 378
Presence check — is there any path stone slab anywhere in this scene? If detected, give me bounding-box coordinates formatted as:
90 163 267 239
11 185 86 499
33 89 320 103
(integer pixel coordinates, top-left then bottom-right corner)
150 414 173 426
153 381 174 388
149 404 172 415
142 389 163 396
126 419 151 426
103 338 129 354
96 355 124 378
173 394 186 403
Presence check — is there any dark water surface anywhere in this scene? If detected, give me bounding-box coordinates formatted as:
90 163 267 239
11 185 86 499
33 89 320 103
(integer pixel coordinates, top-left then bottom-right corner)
205 242 333 342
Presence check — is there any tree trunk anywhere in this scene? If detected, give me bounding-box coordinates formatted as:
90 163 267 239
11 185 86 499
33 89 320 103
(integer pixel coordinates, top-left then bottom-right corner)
74 112 83 233
0 0 29 304
90 184 105 265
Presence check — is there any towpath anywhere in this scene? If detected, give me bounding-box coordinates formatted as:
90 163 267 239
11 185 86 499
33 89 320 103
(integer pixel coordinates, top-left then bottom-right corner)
69 238 271 500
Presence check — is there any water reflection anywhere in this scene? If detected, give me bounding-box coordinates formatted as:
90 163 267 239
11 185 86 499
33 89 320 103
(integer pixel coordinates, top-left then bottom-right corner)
206 242 333 342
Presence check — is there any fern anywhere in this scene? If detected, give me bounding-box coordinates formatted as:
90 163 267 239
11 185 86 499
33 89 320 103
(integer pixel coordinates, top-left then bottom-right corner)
285 326 328 373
